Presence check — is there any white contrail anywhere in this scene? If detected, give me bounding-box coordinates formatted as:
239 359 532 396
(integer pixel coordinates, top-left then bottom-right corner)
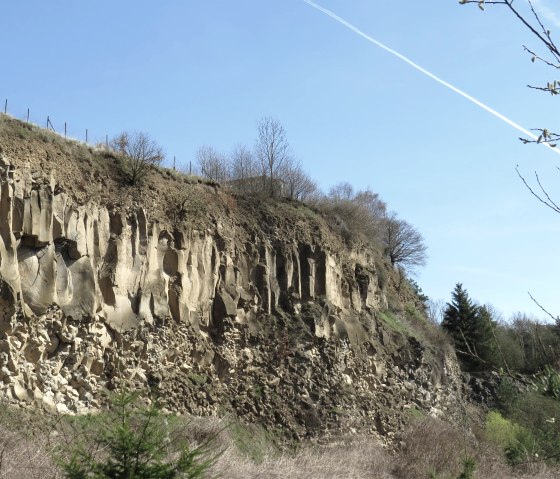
302 0 560 155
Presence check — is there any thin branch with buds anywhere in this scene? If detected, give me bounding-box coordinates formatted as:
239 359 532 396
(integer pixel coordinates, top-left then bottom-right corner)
515 166 560 213
528 292 560 323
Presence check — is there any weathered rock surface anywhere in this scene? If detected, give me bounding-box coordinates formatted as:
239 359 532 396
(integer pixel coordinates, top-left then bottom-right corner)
0 143 465 439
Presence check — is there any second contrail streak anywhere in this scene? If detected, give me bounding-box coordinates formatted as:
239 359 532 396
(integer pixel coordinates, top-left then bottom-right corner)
302 0 560 155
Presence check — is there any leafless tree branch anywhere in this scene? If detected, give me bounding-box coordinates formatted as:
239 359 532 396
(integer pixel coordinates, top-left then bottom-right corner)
515 165 560 213
528 292 560 323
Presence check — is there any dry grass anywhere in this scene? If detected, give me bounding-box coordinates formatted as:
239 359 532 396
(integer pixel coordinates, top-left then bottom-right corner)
392 417 471 479
0 408 62 479
0 437 60 479
211 438 392 479
197 414 559 479
391 416 558 479
0 408 557 478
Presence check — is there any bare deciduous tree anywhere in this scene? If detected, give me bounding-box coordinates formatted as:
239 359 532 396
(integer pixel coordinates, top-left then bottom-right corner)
196 145 230 183
255 117 291 197
328 182 355 202
229 144 261 193
281 157 318 201
382 212 427 271
426 298 446 324
110 131 165 185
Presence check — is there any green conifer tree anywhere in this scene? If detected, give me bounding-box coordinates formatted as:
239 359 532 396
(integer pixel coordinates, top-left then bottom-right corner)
442 284 497 371
56 391 217 479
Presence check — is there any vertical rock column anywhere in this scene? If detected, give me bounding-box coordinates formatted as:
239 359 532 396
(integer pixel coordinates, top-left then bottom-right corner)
0 161 22 308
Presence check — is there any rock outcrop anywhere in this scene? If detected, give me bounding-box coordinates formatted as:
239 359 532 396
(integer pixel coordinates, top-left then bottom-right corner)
0 120 465 439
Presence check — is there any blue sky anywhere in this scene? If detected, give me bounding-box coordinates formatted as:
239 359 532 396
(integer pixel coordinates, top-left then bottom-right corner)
2 1 560 320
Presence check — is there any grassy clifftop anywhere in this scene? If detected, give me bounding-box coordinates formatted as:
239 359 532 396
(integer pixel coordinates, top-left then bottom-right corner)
0 114 343 247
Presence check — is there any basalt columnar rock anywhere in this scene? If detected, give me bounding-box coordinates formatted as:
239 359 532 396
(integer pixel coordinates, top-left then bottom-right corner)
0 116 464 439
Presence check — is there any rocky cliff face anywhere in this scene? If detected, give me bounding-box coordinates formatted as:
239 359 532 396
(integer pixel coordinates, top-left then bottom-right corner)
0 117 464 440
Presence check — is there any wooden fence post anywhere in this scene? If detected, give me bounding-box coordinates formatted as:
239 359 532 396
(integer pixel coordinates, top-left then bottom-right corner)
3 99 6 114
26 108 29 122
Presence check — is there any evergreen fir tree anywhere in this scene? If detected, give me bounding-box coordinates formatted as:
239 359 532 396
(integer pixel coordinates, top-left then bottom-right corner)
475 305 500 367
442 283 497 371
56 391 217 479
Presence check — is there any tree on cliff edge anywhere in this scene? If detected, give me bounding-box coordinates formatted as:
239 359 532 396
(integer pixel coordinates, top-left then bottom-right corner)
196 145 230 183
382 213 427 272
111 131 165 186
255 116 291 197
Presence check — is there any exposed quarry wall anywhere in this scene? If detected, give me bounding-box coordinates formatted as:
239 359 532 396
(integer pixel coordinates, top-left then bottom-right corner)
0 152 465 439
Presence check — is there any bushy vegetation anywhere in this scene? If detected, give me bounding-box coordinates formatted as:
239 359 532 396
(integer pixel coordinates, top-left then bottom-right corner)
485 411 532 464
190 117 428 272
488 385 560 467
312 182 427 272
494 315 560 375
437 281 560 470
440 283 560 374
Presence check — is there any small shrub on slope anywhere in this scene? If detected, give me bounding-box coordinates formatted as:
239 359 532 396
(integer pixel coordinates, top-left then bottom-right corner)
56 391 217 479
